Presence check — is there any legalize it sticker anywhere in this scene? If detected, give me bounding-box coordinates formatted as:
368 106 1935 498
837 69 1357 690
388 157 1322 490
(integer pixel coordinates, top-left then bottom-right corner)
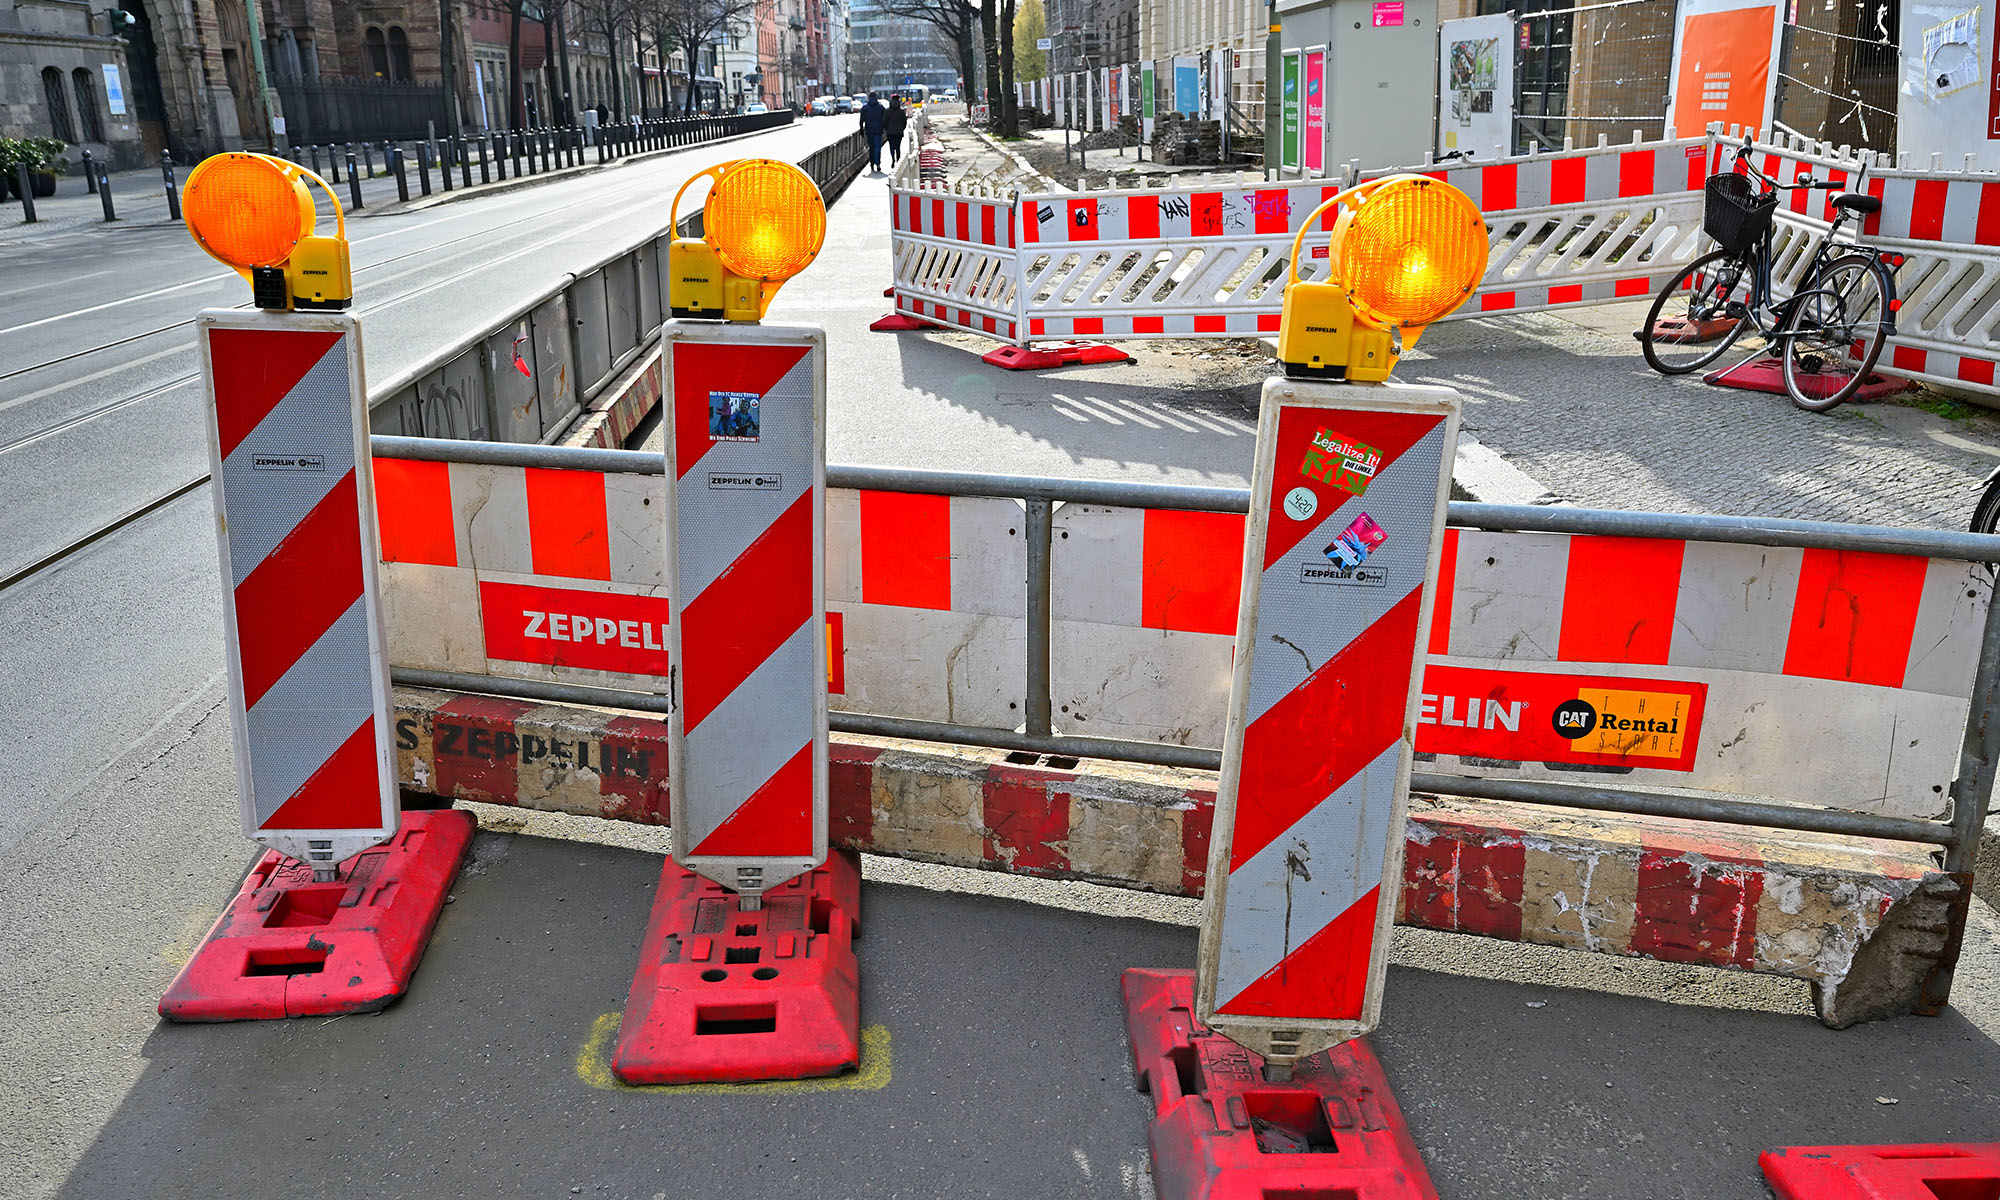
1300 428 1382 496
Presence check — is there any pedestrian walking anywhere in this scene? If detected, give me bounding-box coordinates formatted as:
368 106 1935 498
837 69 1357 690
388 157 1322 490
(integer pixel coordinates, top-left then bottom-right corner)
885 97 908 168
860 94 887 174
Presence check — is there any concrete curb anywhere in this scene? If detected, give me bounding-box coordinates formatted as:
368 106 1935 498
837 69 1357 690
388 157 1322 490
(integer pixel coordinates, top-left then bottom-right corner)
561 343 661 449
392 685 1954 1027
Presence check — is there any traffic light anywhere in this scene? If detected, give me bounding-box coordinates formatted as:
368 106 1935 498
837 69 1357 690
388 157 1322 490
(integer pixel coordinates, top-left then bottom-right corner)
105 7 137 35
669 158 826 322
182 152 352 311
1277 175 1489 383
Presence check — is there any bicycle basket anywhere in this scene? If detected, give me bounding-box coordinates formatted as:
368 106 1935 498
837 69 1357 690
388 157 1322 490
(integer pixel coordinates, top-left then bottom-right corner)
1704 173 1778 255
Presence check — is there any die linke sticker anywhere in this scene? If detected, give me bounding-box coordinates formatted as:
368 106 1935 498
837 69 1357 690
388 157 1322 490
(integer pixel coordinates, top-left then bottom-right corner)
1300 428 1382 496
1414 663 1707 772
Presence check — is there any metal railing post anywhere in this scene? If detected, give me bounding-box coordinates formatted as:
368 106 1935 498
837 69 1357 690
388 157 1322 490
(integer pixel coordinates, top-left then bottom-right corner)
461 137 473 188
347 150 363 210
393 145 410 201
81 148 96 193
14 163 35 222
417 142 432 195
1025 497 1054 737
96 163 115 221
1925 572 2000 1008
162 150 182 220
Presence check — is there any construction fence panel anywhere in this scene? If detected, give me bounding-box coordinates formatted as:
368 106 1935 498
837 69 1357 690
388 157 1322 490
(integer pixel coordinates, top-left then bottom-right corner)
888 186 1024 341
370 453 1026 728
1048 502 1990 822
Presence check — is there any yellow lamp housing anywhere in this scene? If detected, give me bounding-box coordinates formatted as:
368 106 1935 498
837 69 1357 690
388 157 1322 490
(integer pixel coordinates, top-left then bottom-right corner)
669 159 827 322
182 152 352 312
1277 175 1489 383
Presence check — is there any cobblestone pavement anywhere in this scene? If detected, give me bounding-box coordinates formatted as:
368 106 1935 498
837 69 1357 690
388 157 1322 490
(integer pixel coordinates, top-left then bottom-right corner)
1403 301 2000 530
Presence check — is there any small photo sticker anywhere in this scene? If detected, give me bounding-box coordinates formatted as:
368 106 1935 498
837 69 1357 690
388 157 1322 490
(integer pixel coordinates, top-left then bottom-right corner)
709 390 760 442
1323 512 1387 569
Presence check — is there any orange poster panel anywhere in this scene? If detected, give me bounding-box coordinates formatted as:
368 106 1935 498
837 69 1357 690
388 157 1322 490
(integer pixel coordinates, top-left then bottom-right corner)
1673 6 1777 138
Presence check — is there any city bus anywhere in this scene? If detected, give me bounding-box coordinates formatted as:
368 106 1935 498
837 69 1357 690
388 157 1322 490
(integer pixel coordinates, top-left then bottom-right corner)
902 83 930 108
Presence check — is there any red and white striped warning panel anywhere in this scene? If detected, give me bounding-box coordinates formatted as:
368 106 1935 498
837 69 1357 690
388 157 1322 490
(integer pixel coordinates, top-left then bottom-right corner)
1052 512 1989 820
892 191 1015 248
663 323 828 896
1195 381 1461 1064
374 468 1027 728
199 312 396 872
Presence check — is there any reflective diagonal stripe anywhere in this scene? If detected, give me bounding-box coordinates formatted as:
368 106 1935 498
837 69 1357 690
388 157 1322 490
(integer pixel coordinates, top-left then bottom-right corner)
678 488 815 731
243 599 377 821
218 346 358 585
691 740 814 857
672 352 816 601
261 715 381 830
208 328 343 460
233 470 366 710
1214 738 1401 1012
679 619 819 848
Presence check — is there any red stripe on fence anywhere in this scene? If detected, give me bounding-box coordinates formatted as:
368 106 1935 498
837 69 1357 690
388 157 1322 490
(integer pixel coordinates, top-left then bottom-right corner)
1194 314 1226 333
1781 548 1927 688
1551 156 1585 206
1074 317 1105 335
1428 528 1459 655
932 198 947 239
373 457 457 567
1480 292 1516 311
1909 180 1949 242
1258 314 1282 332
1255 189 1289 235
1548 284 1583 305
1141 509 1244 636
525 468 610 581
1962 357 1998 386
1066 198 1098 240
1865 178 1886 237
1128 194 1159 240
1192 192 1223 237
954 201 969 242
1482 163 1517 212
1134 316 1164 333
1892 345 1928 374
1618 150 1654 198
1977 183 2000 247
1557 536 1684 664
1615 277 1651 297
859 490 952 610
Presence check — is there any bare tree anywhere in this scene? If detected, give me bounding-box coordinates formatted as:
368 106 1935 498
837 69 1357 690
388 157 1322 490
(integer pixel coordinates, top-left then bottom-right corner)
647 0 758 115
573 0 636 115
878 0 977 101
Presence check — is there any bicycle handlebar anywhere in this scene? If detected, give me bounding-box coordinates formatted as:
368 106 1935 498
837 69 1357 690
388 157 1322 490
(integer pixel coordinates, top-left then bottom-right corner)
1729 139 1843 191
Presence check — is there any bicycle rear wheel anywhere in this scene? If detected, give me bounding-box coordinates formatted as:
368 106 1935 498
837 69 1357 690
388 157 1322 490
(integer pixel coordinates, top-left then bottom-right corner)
1781 252 1892 412
1640 249 1756 374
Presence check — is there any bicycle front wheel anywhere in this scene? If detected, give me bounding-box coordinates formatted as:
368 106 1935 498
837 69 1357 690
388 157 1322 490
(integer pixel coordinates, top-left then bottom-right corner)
1640 249 1756 375
1781 253 1892 412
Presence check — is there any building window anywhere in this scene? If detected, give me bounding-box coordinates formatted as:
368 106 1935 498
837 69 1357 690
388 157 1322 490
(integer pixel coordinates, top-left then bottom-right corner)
71 68 104 141
366 26 390 79
388 26 413 82
43 67 75 141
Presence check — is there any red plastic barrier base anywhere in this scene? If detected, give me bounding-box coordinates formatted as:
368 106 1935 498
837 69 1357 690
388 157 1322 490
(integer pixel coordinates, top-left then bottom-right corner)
612 850 862 1085
870 312 938 332
1122 967 1439 1200
1762 1143 2000 1198
1646 314 1740 343
1703 353 1915 401
159 809 476 1022
983 341 1137 370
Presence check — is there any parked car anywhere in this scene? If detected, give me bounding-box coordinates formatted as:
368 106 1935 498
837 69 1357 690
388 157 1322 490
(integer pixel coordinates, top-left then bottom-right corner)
833 96 854 113
809 97 832 116
743 103 769 114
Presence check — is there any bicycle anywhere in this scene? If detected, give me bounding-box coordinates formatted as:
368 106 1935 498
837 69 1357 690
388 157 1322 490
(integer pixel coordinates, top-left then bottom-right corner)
1638 138 1898 412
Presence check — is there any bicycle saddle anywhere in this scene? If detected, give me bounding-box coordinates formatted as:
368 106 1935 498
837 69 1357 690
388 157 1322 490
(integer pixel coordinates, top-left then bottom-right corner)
1832 193 1882 215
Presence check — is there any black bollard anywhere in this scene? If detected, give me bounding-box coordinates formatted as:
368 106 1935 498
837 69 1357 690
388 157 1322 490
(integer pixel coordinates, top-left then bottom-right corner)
81 148 97 194
14 163 35 222
392 145 410 201
461 137 473 188
417 143 431 195
162 150 182 220
347 151 363 210
597 125 609 164
363 141 375 177
440 140 453 191
480 135 492 183
309 143 322 176
511 130 523 175
97 162 115 220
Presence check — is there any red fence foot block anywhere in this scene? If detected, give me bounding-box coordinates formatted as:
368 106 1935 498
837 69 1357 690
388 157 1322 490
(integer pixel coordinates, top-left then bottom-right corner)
1645 315 1740 343
1762 1143 2000 1198
612 850 862 1085
983 341 1137 370
870 312 938 332
159 809 476 1022
1703 354 1915 401
1122 967 1438 1200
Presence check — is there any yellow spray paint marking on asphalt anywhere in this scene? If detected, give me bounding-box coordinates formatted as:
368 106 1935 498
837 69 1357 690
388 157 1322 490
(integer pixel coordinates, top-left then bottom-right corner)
575 1013 892 1094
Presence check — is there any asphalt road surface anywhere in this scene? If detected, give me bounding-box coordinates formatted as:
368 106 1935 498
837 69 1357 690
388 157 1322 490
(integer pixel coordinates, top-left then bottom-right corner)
7 121 2000 1200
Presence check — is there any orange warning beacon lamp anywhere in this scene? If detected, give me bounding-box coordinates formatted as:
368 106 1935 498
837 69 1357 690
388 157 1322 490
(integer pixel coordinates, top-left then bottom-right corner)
669 158 827 322
1277 175 1489 383
183 152 353 312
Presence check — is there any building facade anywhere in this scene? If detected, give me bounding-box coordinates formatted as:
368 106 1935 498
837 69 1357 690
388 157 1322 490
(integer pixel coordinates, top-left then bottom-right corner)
845 0 956 95
2 0 147 167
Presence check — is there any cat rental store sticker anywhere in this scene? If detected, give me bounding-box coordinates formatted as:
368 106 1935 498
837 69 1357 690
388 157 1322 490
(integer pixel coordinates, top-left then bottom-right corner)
1417 663 1707 771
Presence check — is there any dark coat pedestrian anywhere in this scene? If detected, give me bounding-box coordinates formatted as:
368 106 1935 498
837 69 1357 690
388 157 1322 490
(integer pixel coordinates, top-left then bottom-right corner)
885 97 908 166
859 96 888 171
